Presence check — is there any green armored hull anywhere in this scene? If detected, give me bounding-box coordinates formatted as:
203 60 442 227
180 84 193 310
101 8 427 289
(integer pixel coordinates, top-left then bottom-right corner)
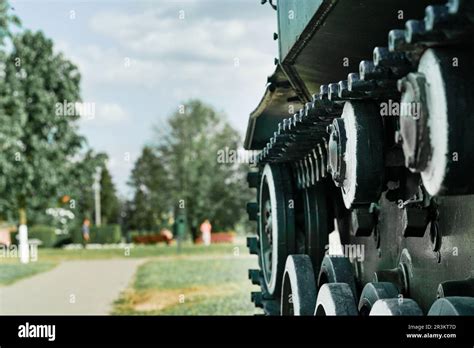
245 0 474 316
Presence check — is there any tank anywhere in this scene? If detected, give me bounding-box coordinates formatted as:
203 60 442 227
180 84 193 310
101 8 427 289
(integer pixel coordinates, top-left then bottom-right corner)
245 0 474 316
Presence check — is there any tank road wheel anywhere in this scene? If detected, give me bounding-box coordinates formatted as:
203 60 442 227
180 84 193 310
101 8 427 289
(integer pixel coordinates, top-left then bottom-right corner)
258 163 296 297
280 255 317 316
428 297 474 315
302 184 330 273
327 102 384 209
315 283 358 316
358 282 400 315
369 298 423 316
398 48 474 196
314 255 359 316
318 255 357 298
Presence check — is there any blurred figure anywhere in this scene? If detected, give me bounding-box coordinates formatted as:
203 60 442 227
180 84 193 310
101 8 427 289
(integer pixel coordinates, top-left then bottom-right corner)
82 218 90 248
160 228 173 245
200 219 212 246
0 221 14 247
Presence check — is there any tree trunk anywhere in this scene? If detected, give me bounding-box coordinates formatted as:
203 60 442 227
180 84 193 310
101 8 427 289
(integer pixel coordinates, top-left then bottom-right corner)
18 203 29 264
19 207 27 225
190 225 198 243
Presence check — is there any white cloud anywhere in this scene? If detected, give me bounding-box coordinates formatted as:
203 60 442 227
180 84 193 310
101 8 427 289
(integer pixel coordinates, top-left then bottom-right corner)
55 3 276 106
96 103 129 122
90 13 261 63
81 6 275 88
80 102 130 126
48 1 277 195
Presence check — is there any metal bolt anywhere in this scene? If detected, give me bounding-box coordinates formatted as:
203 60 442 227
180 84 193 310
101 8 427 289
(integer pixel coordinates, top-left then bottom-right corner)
326 124 334 134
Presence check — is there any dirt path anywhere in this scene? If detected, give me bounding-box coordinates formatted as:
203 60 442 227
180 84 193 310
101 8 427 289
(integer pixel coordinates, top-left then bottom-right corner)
0 259 144 315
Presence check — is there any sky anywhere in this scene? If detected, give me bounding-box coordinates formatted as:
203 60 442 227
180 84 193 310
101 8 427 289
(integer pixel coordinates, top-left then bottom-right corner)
10 0 277 197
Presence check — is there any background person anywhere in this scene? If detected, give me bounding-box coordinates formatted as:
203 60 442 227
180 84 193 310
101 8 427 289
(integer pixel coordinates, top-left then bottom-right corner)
82 218 90 248
200 219 212 246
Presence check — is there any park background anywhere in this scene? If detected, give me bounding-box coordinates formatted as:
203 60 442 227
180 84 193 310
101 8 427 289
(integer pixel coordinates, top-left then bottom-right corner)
0 0 277 315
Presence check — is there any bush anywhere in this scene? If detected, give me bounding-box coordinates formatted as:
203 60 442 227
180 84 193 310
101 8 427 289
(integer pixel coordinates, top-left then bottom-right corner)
127 230 141 243
71 227 83 244
195 232 235 244
10 230 18 246
28 225 57 248
71 224 122 244
130 231 173 245
90 224 122 244
54 234 73 247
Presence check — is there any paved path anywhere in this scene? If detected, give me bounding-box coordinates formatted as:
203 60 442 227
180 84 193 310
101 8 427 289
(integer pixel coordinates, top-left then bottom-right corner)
0 259 144 315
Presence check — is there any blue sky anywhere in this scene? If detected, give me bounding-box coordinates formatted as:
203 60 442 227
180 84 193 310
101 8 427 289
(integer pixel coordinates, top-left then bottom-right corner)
10 0 277 196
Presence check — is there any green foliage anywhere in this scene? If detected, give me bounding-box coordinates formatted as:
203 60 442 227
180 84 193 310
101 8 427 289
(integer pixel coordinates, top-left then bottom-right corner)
63 152 121 232
100 166 120 224
126 147 168 231
28 225 56 248
64 151 110 224
90 224 122 244
71 224 122 244
9 230 18 245
127 100 252 237
0 1 21 46
0 29 84 224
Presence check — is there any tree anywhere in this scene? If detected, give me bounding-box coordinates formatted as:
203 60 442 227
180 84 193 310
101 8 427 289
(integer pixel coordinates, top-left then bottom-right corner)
0 1 20 45
0 30 84 228
0 1 21 222
60 150 106 224
147 99 251 239
127 146 170 231
100 165 120 224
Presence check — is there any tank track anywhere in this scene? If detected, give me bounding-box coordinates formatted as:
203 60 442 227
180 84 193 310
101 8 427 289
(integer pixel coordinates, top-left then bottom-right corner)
247 0 474 315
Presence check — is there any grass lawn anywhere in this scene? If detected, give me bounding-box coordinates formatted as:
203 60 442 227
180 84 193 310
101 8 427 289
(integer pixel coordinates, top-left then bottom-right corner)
1 242 263 315
1 243 233 285
112 249 262 315
38 243 240 262
0 262 57 285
